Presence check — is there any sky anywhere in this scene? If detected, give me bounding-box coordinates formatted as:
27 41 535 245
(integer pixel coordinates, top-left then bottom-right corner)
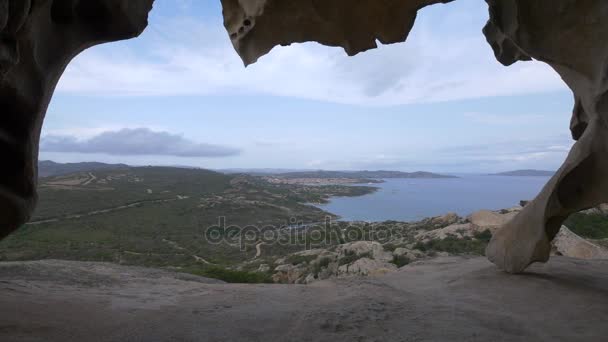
40 0 575 173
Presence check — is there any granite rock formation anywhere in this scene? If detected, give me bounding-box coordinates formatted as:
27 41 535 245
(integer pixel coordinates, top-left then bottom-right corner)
2 257 608 341
0 0 153 238
221 0 608 273
1 0 608 277
221 0 455 66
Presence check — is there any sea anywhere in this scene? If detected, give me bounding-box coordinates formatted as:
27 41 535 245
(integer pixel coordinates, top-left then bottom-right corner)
314 175 551 222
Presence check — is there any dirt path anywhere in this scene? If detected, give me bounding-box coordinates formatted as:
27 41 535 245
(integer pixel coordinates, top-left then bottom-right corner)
27 198 179 225
82 172 97 186
254 242 264 258
162 239 215 265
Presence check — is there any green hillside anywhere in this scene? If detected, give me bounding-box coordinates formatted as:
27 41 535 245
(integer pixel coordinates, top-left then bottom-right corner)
1 166 375 276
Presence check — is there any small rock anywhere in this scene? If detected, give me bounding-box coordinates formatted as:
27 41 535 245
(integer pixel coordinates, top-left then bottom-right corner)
336 241 391 261
393 248 423 260
338 258 397 276
430 212 460 227
273 264 306 284
416 223 474 241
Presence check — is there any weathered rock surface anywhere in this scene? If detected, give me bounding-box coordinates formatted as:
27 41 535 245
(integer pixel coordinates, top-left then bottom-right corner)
272 263 307 284
337 257 397 276
416 223 477 241
469 209 517 233
482 0 608 273
267 208 608 284
221 0 455 66
429 212 461 227
2 257 608 341
393 247 424 261
0 0 153 238
554 226 608 260
336 241 391 262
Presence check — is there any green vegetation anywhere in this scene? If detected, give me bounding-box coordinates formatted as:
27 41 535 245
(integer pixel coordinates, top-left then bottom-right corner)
391 255 411 268
473 229 493 243
339 250 372 266
565 213 608 239
0 163 513 284
0 166 365 282
184 266 273 284
414 230 492 256
286 254 317 265
382 243 400 252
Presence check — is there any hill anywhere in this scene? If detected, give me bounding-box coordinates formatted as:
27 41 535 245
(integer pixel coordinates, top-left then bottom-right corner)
218 168 308 175
0 166 376 275
38 160 130 178
491 169 555 177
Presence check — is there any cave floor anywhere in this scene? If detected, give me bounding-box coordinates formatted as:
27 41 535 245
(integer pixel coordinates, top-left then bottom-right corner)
1 256 607 342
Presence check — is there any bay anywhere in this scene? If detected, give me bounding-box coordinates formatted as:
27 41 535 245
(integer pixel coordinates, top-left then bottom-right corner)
315 175 550 222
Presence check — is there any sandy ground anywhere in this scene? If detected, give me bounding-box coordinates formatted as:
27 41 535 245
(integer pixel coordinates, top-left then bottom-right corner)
1 257 608 341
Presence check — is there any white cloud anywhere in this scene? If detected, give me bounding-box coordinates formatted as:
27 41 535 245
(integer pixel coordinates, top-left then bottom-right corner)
41 128 241 158
55 6 567 106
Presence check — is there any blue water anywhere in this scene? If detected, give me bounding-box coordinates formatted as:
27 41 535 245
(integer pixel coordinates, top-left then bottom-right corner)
315 175 550 222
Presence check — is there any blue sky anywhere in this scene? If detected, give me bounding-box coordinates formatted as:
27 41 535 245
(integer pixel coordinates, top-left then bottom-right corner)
41 0 574 173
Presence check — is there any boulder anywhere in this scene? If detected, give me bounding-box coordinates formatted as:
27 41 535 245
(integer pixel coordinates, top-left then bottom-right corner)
337 258 397 277
337 241 392 262
393 248 424 261
553 226 608 260
429 212 460 227
257 264 270 273
272 264 306 284
416 223 476 241
304 274 316 284
468 210 515 233
581 204 608 215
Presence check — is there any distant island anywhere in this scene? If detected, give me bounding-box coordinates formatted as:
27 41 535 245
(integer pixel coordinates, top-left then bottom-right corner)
275 170 457 179
491 169 555 177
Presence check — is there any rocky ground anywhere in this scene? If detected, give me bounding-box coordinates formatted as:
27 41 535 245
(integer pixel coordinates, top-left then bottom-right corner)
2 205 608 341
1 257 608 341
249 205 608 284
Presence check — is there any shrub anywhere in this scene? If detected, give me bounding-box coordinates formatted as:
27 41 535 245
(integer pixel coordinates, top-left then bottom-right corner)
338 250 372 266
391 255 411 268
414 236 487 256
413 241 428 252
286 254 317 265
565 213 608 239
473 229 493 243
318 256 332 268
